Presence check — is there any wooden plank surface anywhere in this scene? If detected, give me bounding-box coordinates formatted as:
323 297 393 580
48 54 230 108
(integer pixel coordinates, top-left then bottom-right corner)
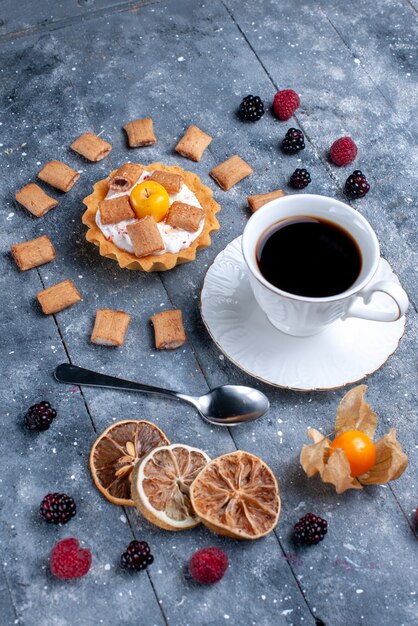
319 0 418 117
0 1 159 40
0 1 417 625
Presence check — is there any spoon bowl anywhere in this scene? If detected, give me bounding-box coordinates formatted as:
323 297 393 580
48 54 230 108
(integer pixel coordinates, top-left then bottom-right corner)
187 385 270 425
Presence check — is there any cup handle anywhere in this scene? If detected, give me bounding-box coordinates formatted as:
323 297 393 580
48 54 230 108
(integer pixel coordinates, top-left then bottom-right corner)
344 280 409 322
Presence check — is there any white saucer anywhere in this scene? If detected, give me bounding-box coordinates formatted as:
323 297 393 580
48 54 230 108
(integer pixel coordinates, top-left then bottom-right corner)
200 237 406 391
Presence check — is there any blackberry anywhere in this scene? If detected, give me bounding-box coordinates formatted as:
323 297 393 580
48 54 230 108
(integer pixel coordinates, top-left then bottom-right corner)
121 540 154 572
294 513 328 545
344 170 370 199
282 128 305 153
290 168 311 189
40 493 76 525
24 401 57 431
239 95 265 122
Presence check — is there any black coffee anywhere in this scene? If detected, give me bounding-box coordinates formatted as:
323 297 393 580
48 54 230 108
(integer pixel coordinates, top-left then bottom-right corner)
256 216 362 297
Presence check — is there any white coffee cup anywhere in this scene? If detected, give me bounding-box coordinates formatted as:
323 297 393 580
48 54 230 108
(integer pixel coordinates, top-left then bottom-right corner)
241 194 409 336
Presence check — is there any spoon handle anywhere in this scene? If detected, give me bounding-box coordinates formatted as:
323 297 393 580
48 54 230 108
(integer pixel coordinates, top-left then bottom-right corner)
54 363 184 401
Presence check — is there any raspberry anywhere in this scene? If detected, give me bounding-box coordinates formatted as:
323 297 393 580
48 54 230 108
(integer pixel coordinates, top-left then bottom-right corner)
294 513 328 545
121 540 154 572
50 538 92 579
330 137 358 166
273 89 300 121
344 170 370 199
290 168 311 189
282 128 305 153
24 401 57 431
40 493 76 525
239 95 265 122
189 547 228 584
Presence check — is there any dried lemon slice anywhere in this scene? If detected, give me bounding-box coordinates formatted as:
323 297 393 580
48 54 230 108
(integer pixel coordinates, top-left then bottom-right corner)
90 420 170 506
190 450 281 540
131 444 210 531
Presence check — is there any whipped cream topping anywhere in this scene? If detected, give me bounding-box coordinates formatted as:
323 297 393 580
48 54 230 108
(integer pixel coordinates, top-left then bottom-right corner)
95 169 204 255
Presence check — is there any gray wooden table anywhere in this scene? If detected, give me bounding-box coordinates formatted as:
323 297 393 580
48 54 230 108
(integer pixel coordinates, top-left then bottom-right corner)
1 1 417 625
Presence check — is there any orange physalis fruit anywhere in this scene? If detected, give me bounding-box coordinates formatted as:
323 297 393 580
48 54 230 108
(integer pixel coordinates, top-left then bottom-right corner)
330 429 376 478
129 180 170 222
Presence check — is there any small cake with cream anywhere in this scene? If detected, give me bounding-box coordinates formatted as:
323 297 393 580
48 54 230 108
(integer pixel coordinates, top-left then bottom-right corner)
82 162 220 272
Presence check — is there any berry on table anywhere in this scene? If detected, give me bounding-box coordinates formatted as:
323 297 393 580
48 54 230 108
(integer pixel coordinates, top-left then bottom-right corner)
273 89 300 121
50 538 92 579
330 137 358 166
290 168 311 189
40 493 76 525
238 95 265 122
24 401 57 431
282 128 305 153
189 547 228 584
344 170 370 199
121 540 154 571
294 513 328 545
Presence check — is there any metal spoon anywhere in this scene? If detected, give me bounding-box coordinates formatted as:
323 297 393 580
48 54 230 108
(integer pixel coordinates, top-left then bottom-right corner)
54 364 269 426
